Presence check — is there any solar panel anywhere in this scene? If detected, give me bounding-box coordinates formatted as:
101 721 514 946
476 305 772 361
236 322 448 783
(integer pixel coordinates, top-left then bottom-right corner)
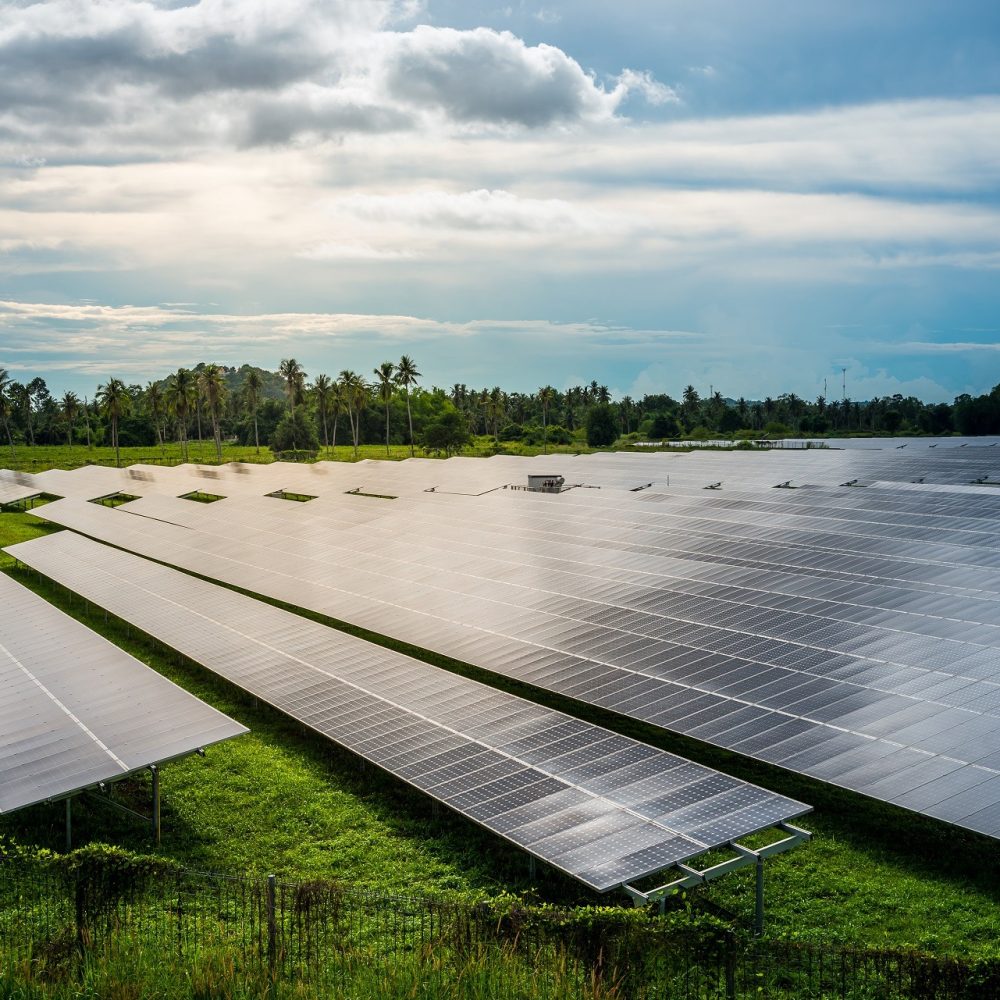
5 531 809 893
21 445 1000 830
0 572 246 815
0 470 41 507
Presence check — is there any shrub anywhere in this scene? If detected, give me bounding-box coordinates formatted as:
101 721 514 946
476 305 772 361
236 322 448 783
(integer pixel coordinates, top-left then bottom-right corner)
585 406 617 447
270 411 319 456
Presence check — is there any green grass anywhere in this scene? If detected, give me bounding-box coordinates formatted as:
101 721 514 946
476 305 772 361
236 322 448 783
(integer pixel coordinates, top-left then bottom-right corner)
1 438 605 474
2 508 999 958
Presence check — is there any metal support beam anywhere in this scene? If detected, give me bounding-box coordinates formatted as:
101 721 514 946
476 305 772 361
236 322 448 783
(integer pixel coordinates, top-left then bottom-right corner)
621 822 811 918
528 855 536 881
65 797 72 852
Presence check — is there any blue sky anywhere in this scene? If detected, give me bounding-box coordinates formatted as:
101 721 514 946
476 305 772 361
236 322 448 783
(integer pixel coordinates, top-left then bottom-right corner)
0 0 998 401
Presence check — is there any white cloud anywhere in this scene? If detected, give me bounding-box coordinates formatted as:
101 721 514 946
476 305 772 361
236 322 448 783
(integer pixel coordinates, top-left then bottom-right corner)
332 188 611 233
295 242 419 261
0 3 670 158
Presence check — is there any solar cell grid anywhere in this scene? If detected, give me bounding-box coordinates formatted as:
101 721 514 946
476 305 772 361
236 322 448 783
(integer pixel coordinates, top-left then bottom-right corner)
0 573 246 815
25 451 1000 842
7 530 809 892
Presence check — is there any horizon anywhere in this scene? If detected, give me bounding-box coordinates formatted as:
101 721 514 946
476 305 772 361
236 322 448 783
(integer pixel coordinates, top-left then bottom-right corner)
1 2 998 402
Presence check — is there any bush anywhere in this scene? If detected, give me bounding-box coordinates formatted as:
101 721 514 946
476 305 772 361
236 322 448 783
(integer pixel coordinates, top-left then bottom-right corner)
270 411 320 456
422 410 470 456
499 423 525 441
648 414 680 439
586 405 617 447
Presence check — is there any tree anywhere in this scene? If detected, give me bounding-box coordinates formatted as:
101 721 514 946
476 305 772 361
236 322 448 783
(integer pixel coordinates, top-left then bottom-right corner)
144 381 166 452
270 410 319 458
198 363 227 462
586 403 617 447
649 413 680 439
243 369 263 454
96 377 132 467
422 408 470 456
339 370 368 459
312 373 333 454
278 358 306 416
538 386 555 455
681 385 701 429
165 368 198 462
395 355 421 457
0 368 15 459
373 361 395 457
61 390 80 447
329 381 345 450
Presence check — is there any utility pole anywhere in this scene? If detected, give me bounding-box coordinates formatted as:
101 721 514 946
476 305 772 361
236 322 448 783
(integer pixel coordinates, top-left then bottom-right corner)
841 367 847 401
823 378 827 399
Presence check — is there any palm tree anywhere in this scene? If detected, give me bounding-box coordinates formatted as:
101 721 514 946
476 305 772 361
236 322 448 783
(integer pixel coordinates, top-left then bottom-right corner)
11 383 32 445
329 381 345 452
198 364 227 462
144 381 166 453
620 396 634 434
61 390 80 447
538 386 555 455
96 378 132 467
338 370 368 459
395 355 421 457
0 368 15 459
278 358 306 416
312 373 333 454
242 369 263 454
165 368 198 462
373 361 395 457
82 396 92 448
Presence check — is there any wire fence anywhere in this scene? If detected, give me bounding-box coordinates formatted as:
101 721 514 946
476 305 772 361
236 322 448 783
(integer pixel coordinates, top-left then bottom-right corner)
2 854 998 999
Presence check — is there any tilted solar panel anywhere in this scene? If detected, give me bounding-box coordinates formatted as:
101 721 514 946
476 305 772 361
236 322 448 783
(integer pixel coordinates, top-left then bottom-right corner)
0 572 246 815
6 531 809 893
25 481 1000 841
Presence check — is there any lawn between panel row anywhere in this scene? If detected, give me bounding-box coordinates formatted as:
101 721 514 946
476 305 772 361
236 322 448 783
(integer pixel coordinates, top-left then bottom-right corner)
1 508 998 957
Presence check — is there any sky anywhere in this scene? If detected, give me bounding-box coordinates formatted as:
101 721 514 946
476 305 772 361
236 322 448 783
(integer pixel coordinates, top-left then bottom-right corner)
1 0 999 402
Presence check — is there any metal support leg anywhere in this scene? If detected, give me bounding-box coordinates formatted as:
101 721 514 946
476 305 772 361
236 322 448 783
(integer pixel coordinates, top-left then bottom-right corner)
754 856 764 936
150 765 161 845
528 855 536 881
65 798 72 852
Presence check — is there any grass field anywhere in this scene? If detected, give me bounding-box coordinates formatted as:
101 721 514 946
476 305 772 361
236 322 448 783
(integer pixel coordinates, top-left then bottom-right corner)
1 438 604 473
2 507 999 958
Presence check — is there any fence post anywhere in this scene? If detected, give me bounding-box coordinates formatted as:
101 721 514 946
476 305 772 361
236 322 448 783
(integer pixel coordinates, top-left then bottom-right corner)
725 932 737 1000
754 856 764 937
74 871 86 968
266 874 277 979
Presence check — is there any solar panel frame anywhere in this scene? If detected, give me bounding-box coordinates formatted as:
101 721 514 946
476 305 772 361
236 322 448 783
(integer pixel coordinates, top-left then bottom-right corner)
7 530 810 894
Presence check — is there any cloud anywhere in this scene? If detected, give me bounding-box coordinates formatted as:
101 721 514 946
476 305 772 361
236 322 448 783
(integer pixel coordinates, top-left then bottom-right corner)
0 299 701 379
333 188 611 233
296 241 419 260
877 341 1000 354
382 26 621 127
0 4 670 157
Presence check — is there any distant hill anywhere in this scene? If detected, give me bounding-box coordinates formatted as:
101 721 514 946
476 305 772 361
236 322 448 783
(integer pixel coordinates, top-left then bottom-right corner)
154 363 286 401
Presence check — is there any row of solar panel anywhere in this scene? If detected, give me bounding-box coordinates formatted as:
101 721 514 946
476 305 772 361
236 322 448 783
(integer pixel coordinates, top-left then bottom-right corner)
6 530 808 892
27 497 1000 839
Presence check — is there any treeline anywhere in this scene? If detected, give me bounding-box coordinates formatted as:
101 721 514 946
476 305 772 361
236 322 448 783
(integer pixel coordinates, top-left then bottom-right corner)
1 362 999 464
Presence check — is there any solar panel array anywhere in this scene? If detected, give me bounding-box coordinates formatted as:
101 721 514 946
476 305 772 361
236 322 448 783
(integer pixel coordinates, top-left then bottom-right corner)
0 571 246 815
12 435 1000 505
6 530 808 893
26 447 1000 841
0 470 41 507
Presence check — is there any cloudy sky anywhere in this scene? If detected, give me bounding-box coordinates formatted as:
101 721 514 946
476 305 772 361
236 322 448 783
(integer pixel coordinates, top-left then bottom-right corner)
1 0 998 401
